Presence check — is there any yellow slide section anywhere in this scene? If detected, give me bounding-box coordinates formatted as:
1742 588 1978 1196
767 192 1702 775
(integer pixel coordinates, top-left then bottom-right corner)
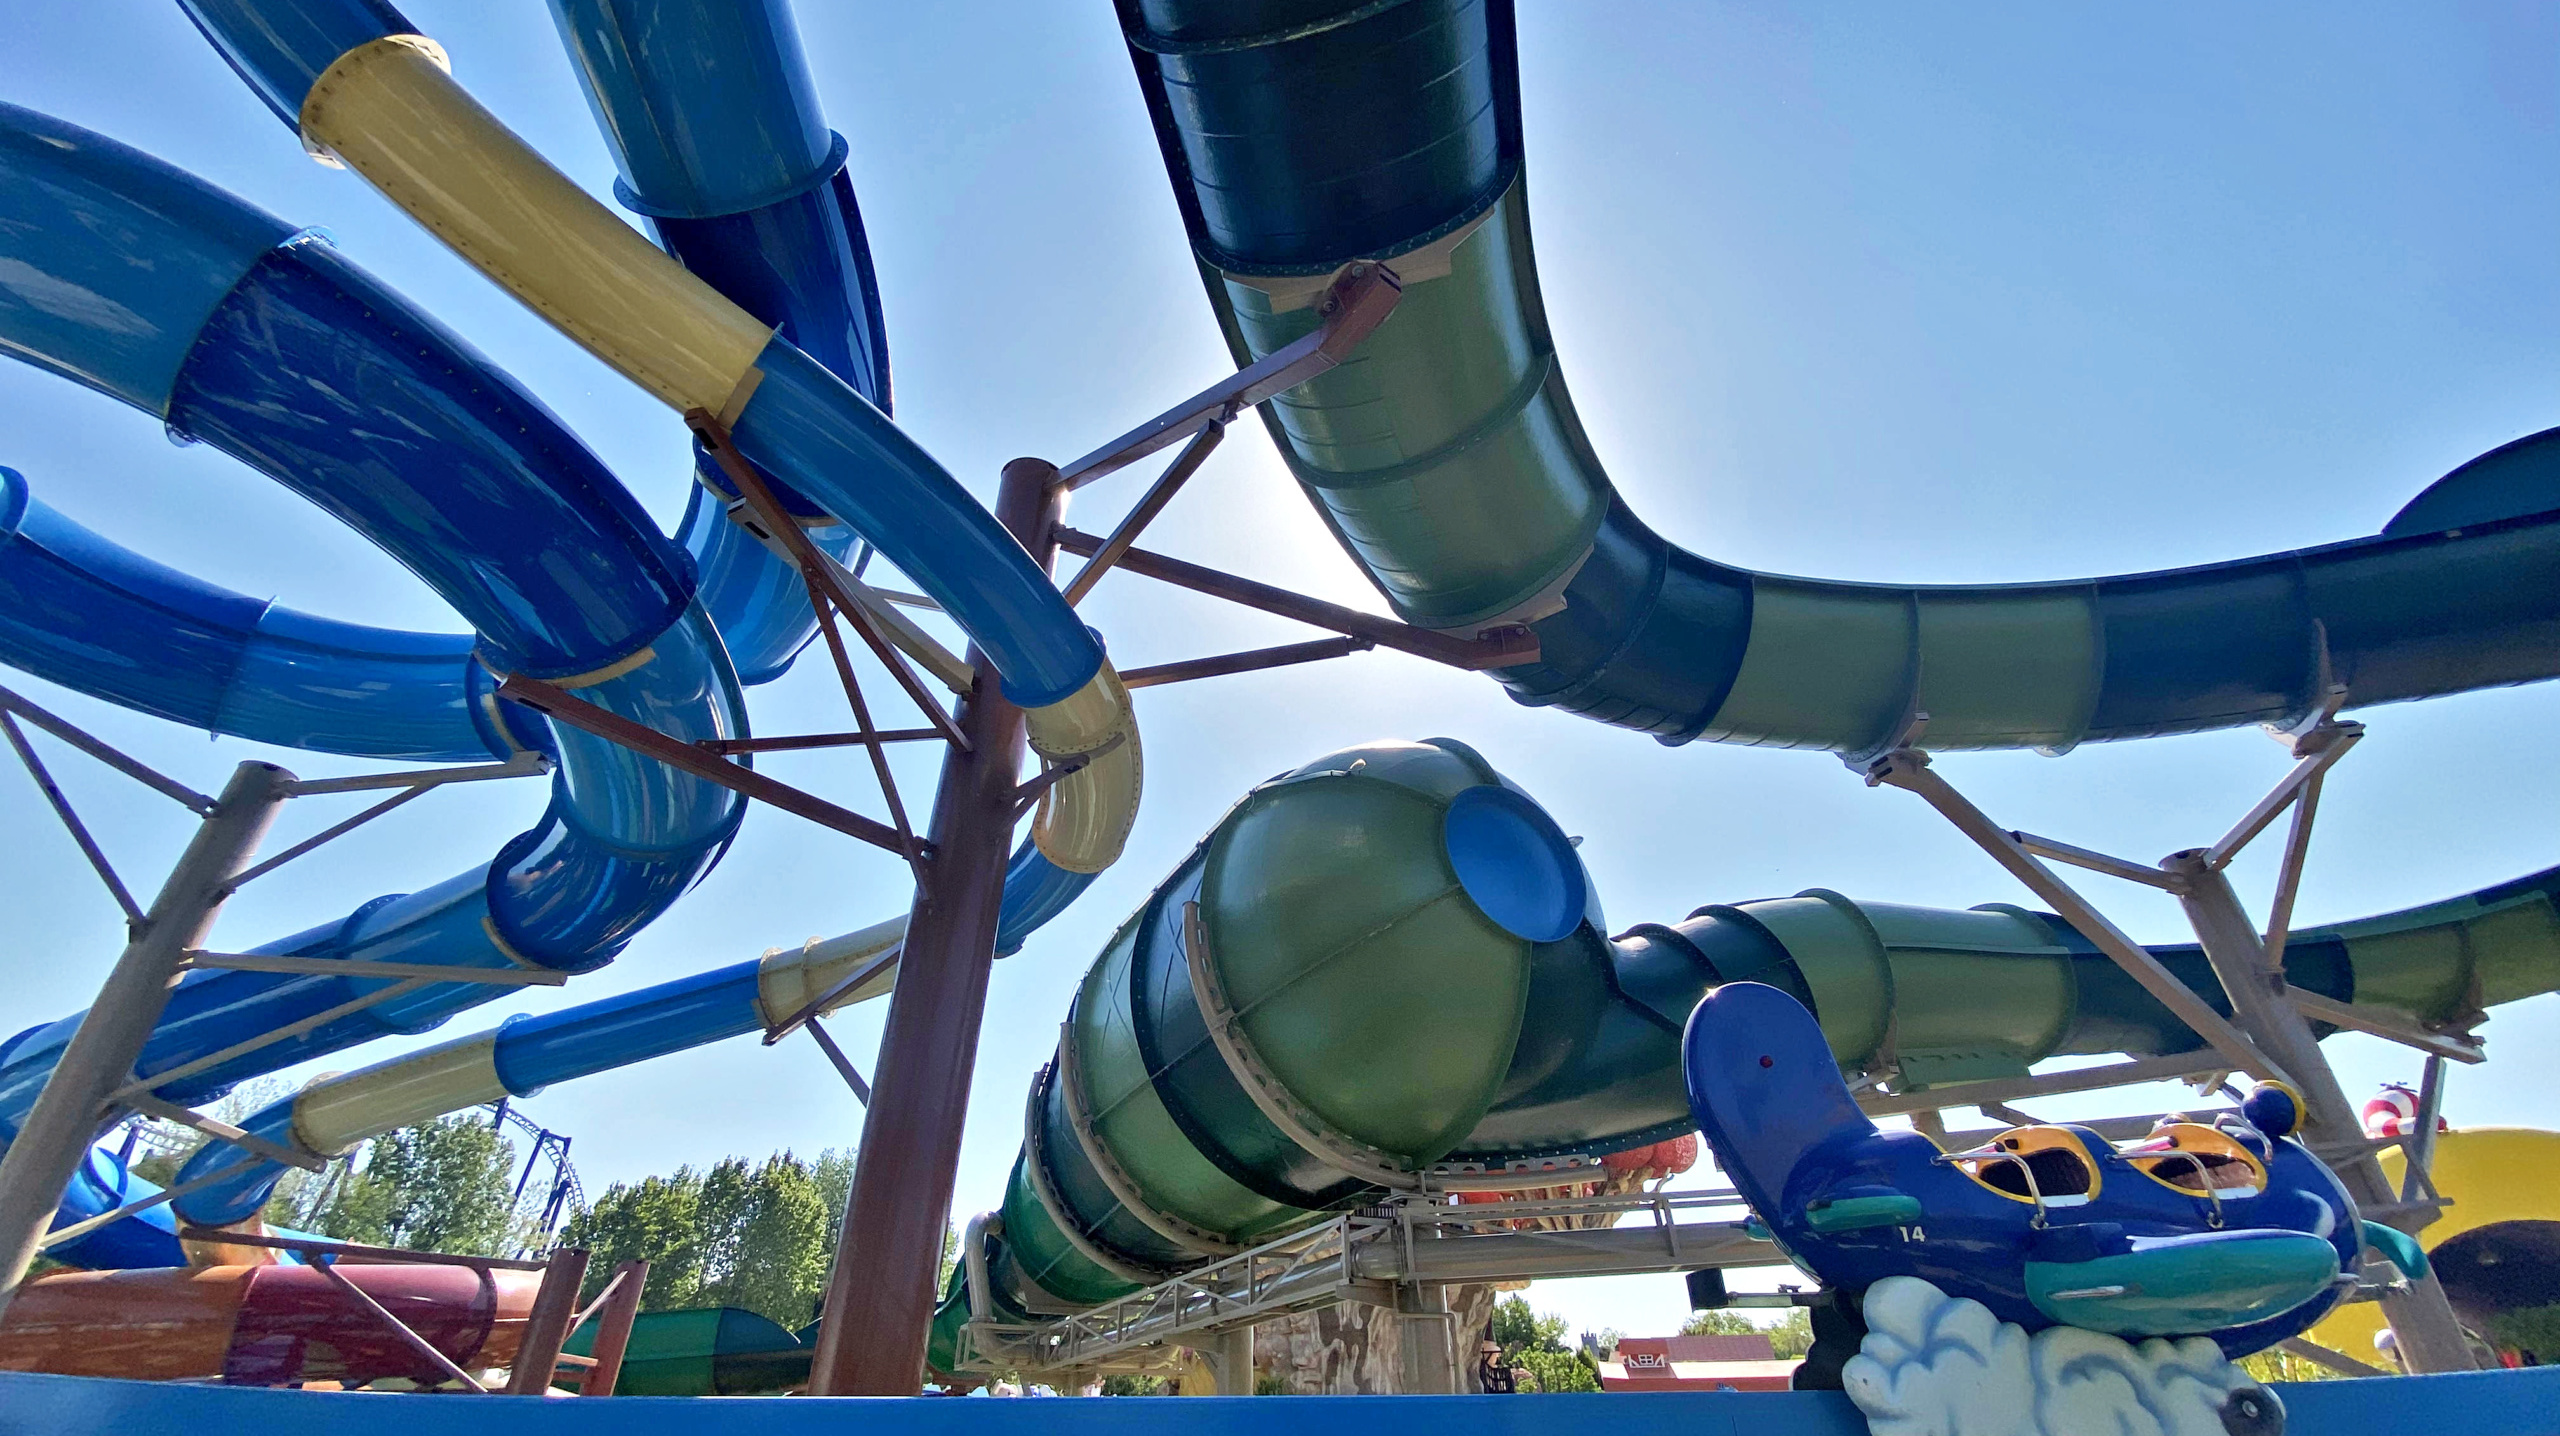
303 33 1145 878
1022 667 1142 875
2308 1128 2560 1361
299 36 772 420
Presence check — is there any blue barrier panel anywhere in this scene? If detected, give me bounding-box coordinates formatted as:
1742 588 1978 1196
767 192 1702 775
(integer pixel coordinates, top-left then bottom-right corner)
2 1366 2556 1436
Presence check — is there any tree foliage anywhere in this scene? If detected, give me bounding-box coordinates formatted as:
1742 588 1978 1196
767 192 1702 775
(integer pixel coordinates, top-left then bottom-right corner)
1683 1304 1814 1359
313 1113 524 1255
1489 1295 1569 1354
1486 1295 1600 1393
559 1147 854 1327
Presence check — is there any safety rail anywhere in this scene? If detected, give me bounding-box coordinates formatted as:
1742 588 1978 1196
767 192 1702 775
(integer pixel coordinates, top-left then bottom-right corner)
954 1186 1767 1374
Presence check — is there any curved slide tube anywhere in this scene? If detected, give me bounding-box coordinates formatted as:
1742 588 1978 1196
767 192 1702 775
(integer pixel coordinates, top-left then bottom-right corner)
181 0 1142 883
542 0 1131 902
0 466 515 765
0 1260 542 1385
0 103 752 1265
926 739 2560 1365
8 0 1138 1267
1116 0 2560 751
68 841 1090 1247
0 466 856 764
178 0 1103 705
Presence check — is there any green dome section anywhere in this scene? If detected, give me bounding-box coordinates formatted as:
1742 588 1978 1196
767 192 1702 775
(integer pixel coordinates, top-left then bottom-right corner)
980 738 1597 1322
1196 739 1547 1166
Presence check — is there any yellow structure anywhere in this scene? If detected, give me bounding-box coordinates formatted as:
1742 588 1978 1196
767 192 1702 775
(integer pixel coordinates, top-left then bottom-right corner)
2309 1128 2560 1359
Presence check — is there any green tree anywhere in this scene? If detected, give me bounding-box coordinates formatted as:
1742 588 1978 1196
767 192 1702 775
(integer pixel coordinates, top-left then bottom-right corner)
559 1149 864 1327
1485 1295 1601 1393
1489 1295 1569 1354
1682 1305 1813 1359
315 1114 521 1255
697 1154 831 1324
811 1147 855 1237
559 1169 709 1311
1517 1348 1600 1394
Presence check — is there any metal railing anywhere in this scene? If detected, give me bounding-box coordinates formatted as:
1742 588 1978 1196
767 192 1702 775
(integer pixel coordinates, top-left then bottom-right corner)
954 1186 1768 1374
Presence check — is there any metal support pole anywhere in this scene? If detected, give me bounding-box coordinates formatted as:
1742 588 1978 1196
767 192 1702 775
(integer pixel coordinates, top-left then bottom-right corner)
1864 750 2285 1084
1196 1325 1255 1395
578 1260 650 1396
1394 1283 1460 1395
1052 528 1537 671
2165 854 2479 1373
0 760 291 1322
805 459 1052 1395
2402 1055 2446 1204
506 1245 593 1394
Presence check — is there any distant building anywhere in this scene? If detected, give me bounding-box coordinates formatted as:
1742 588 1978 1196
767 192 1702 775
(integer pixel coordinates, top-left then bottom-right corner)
1595 1333 1798 1393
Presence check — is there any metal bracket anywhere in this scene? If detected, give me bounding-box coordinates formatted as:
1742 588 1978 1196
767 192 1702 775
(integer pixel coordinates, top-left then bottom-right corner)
761 941 903 1046
180 951 566 988
1011 732 1127 821
1120 636 1377 691
1055 263 1403 491
804 1016 872 1104
1855 748 2289 1085
497 673 930 861
118 1091 325 1174
1053 527 1538 671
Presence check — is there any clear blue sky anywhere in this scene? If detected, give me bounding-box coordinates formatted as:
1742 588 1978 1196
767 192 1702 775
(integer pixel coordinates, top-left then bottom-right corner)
5 3 2557 1339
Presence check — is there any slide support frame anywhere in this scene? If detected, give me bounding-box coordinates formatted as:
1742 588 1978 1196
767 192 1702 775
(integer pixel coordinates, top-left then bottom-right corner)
808 458 1056 1394
1855 715 2485 1372
0 758 292 1322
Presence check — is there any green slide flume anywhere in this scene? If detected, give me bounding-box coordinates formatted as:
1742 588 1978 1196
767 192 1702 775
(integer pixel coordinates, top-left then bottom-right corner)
1120 0 2560 752
930 739 2560 1368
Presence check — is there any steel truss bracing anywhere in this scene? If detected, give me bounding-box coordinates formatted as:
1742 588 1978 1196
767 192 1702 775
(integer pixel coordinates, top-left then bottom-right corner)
0 689 565 1318
953 1187 1764 1375
1847 701 2485 1372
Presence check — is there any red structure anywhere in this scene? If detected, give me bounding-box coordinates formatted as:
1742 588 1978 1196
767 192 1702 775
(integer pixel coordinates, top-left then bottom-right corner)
1597 1333 1798 1393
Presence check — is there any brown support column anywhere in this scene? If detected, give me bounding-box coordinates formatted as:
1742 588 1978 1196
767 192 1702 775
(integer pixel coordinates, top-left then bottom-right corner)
578 1259 649 1396
805 459 1057 1395
505 1245 591 1394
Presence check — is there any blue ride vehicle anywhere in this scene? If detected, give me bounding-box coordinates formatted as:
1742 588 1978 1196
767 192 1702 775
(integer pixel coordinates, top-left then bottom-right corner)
1683 981 2424 1358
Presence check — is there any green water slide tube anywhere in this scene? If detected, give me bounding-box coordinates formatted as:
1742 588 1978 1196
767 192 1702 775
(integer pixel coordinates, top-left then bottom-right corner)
1113 0 2560 751
929 739 2560 1368
560 1307 809 1396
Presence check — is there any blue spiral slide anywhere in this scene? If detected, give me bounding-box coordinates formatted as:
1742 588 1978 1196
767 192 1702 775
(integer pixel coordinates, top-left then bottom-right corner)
0 0 1113 1271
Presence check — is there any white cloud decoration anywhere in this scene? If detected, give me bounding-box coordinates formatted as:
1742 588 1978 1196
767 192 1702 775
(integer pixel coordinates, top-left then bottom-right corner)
1842 1276 2285 1436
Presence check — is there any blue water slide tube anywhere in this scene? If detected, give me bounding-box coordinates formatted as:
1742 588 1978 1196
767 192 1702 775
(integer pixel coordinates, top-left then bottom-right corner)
164 869 1071 1230
541 0 1105 928
551 0 896 671
179 0 1106 711
9 4 1104 1255
0 106 745 1151
0 455 854 752
24 0 1102 1262
0 467 518 763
